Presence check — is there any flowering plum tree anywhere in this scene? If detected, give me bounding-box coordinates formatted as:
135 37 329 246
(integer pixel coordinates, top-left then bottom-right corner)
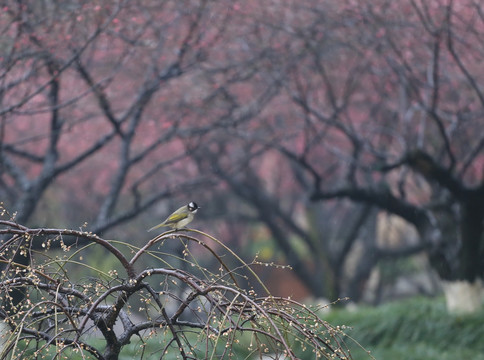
1 0 483 314
204 0 484 312
0 0 229 232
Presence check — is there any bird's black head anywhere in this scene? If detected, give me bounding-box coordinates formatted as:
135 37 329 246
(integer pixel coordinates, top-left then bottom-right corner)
188 201 199 212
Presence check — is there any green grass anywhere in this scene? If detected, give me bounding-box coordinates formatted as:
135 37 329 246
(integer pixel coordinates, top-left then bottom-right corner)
323 296 484 360
115 296 484 360
11 297 483 359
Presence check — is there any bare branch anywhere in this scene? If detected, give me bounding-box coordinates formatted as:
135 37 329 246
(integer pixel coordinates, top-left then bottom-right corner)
0 221 359 360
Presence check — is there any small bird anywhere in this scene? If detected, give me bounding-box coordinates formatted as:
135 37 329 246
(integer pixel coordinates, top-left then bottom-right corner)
148 202 200 231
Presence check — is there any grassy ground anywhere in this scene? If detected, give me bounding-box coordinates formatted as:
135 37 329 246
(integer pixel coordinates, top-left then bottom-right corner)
13 296 482 359
323 296 484 360
116 296 484 359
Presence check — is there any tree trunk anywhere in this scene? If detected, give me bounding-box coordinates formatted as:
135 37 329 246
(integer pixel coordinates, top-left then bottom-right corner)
429 197 484 313
458 199 484 283
441 279 483 314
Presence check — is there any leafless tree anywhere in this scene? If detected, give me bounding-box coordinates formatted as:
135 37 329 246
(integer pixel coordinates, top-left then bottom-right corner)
182 0 484 310
0 0 225 233
2 0 483 313
243 0 484 311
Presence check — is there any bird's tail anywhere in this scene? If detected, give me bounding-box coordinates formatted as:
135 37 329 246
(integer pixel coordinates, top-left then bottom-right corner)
147 222 167 232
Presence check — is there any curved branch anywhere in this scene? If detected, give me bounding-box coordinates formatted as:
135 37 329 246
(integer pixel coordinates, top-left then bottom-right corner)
311 185 431 231
0 223 134 278
404 150 464 197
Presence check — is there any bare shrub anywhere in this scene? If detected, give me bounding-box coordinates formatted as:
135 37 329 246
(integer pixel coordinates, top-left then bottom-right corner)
0 212 361 360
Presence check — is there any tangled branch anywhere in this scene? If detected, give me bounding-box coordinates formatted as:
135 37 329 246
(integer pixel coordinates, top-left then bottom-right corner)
0 216 361 360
